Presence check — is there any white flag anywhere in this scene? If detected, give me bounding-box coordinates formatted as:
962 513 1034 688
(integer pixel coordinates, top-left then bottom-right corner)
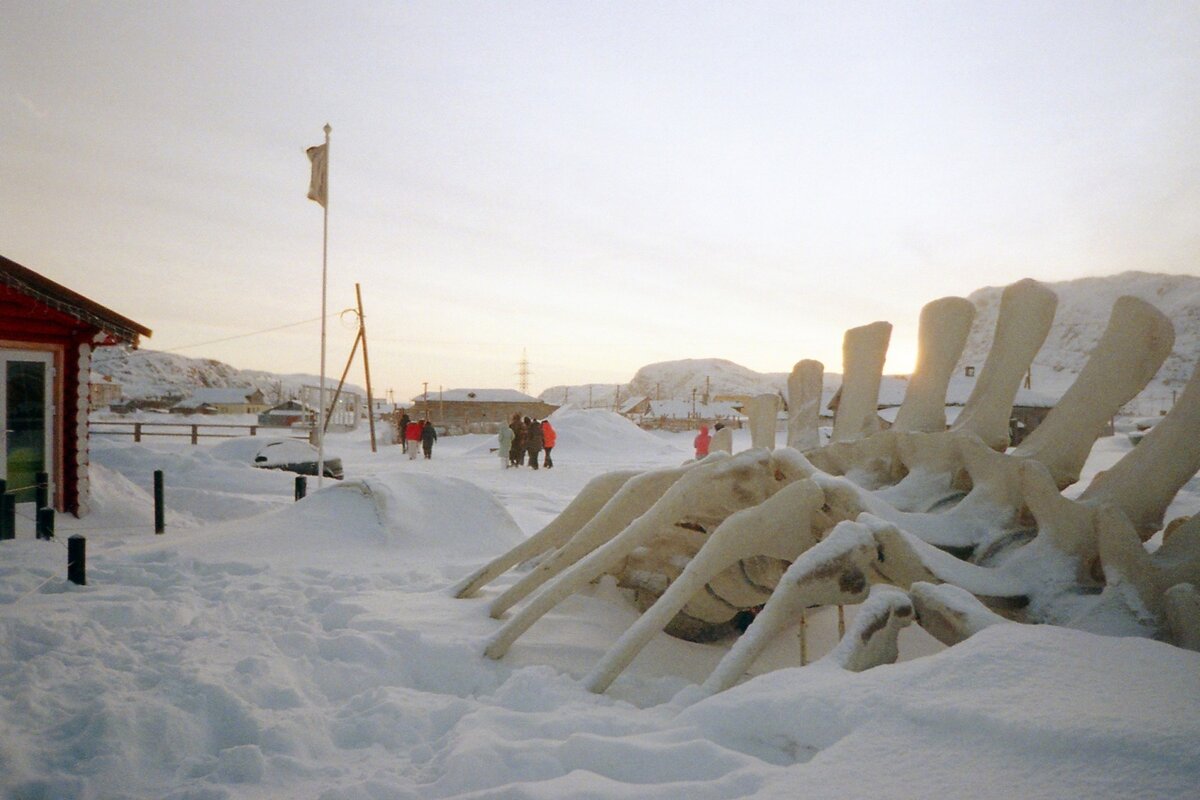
306 143 328 207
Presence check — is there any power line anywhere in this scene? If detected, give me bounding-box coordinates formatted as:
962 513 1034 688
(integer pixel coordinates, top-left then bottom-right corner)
119 312 353 355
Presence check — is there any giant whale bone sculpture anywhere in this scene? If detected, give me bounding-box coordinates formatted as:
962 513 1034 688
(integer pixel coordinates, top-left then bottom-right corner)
458 280 1200 695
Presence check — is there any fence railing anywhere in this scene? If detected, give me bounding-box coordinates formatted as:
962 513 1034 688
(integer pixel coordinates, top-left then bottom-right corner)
91 421 310 445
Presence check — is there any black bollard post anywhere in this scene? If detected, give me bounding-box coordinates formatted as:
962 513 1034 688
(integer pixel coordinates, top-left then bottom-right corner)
0 492 14 541
68 535 86 586
35 471 49 510
294 475 307 501
0 479 9 541
153 470 165 534
36 507 55 540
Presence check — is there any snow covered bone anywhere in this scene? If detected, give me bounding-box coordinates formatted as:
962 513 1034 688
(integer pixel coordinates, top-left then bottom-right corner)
485 461 702 618
830 320 891 443
786 359 823 450
467 279 1200 691
949 278 1058 450
746 393 782 450
453 468 641 599
892 296 976 434
483 447 811 660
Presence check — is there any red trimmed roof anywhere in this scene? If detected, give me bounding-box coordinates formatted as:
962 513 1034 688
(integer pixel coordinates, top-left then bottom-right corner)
0 255 152 345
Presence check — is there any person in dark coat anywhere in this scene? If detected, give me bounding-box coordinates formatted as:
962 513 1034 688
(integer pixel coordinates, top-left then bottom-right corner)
524 416 543 470
421 419 438 459
509 413 526 466
397 411 411 451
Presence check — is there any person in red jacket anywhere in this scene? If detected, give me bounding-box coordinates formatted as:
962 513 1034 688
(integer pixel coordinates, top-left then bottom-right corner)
693 424 711 459
541 419 557 468
405 419 422 460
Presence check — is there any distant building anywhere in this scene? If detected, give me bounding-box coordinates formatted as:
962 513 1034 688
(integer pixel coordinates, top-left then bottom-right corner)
89 377 123 408
625 398 744 430
1 254 151 515
173 388 268 415
619 396 651 417
409 388 557 431
257 400 313 428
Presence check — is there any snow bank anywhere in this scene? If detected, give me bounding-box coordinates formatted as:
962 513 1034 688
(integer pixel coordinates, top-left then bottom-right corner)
1 426 1197 798
545 406 688 462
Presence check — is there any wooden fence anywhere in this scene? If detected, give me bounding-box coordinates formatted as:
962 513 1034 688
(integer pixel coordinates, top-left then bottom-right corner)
90 421 310 445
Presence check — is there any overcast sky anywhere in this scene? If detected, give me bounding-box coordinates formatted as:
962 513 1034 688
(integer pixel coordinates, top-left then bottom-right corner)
4 1 1198 401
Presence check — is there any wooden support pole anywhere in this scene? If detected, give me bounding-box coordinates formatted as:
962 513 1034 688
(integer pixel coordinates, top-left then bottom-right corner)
323 328 362 434
68 535 86 586
356 283 378 453
154 470 165 534
798 607 809 666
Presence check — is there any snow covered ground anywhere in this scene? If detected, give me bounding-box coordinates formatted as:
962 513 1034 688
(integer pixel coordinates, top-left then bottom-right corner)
2 408 1198 799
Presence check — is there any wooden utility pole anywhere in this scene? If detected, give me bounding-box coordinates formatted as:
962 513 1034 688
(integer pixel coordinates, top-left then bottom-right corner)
356 283 377 452
322 283 378 452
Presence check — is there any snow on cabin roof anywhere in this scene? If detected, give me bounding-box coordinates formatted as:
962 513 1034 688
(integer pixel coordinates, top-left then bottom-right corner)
944 375 1059 408
645 399 743 419
618 395 648 414
175 388 261 407
409 388 543 403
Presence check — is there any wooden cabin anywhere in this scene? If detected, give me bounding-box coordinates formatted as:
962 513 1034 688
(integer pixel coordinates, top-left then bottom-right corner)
0 255 151 515
408 388 558 433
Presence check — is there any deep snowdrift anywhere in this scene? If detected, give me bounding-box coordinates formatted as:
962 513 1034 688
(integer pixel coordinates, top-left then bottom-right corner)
1 412 1197 799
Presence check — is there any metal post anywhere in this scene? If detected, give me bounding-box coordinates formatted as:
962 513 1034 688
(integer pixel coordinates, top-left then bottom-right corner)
36 507 54 540
0 491 14 542
134 422 142 442
68 535 86 585
190 425 199 445
294 475 307 501
0 480 11 541
35 471 49 510
153 470 165 534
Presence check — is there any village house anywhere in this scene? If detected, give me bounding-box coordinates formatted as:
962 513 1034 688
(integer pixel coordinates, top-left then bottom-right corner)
89 376 123 408
172 387 269 415
257 400 314 428
1 255 152 515
408 389 557 433
623 397 744 431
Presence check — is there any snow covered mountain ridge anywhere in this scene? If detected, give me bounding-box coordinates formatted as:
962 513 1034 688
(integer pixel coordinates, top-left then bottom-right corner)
540 272 1199 414
91 347 365 403
93 273 1195 413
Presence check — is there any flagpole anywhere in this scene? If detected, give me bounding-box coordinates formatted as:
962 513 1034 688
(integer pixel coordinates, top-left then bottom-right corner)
317 123 331 488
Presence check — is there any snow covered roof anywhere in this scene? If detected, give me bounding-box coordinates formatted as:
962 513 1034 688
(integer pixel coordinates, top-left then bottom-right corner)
645 399 742 419
1 254 153 345
944 375 1059 408
618 395 648 414
175 388 261 407
410 388 543 403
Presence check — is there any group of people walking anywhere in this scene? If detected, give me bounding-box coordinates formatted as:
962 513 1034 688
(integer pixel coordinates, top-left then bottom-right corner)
500 414 555 469
395 412 438 460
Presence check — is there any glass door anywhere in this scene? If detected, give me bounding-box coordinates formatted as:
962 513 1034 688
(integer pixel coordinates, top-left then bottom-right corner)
1 351 55 504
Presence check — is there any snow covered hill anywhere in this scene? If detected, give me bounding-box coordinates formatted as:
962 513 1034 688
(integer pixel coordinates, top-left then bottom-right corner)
956 272 1199 409
91 347 365 403
541 272 1199 414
